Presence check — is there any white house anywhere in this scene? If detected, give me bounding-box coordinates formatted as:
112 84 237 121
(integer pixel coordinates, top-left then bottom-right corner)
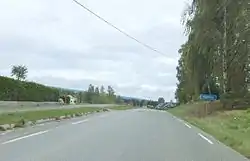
67 95 77 104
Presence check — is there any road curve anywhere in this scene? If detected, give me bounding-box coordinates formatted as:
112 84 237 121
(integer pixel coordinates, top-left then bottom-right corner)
0 109 248 161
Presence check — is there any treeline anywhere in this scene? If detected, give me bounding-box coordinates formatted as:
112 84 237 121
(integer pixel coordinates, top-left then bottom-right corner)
0 76 59 101
77 84 119 104
77 84 157 106
175 0 249 104
0 76 152 105
0 76 120 104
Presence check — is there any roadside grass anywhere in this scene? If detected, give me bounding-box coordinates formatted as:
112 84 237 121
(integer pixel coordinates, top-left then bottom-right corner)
168 103 250 158
0 107 102 125
108 105 134 110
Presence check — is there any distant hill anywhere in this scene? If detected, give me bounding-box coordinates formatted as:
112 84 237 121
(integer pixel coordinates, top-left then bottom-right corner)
47 86 84 93
119 96 144 101
50 86 147 101
57 87 84 93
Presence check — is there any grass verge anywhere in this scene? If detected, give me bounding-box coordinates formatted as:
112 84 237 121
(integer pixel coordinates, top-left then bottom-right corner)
0 107 102 125
168 103 250 158
108 105 134 110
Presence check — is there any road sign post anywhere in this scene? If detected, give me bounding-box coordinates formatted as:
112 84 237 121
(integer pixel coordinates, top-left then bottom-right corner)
199 94 217 101
199 94 217 115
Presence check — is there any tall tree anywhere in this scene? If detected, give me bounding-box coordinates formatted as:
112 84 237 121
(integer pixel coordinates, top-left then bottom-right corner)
86 84 95 103
87 84 95 93
100 85 105 94
158 97 165 104
176 0 249 103
11 65 28 81
94 87 100 96
107 85 115 97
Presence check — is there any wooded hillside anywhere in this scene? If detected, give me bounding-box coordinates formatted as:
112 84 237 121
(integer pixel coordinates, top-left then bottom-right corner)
0 76 59 102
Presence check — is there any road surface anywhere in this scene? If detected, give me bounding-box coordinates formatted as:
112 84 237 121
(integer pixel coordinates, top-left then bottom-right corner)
0 109 248 161
0 101 116 113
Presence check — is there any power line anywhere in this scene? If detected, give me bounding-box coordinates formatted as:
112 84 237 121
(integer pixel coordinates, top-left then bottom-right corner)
72 0 167 57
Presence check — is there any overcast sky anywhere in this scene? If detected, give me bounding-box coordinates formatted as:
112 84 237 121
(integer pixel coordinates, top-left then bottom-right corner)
0 0 187 101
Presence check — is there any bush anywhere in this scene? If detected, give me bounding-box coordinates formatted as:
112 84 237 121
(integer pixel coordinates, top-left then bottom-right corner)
220 92 250 110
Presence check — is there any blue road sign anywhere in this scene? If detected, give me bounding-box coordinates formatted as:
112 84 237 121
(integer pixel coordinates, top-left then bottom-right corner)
199 94 217 101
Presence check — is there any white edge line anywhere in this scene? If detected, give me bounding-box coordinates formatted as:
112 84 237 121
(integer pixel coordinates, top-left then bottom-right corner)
2 130 49 145
198 133 214 144
177 118 183 122
184 123 192 128
72 119 88 125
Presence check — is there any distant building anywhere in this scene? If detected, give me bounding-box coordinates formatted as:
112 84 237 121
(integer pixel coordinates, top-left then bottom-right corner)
58 98 64 104
67 95 77 104
59 95 77 105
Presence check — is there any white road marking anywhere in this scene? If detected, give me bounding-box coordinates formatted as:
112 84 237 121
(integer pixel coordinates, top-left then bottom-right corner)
198 133 213 144
72 119 89 125
37 124 45 126
184 123 192 128
2 130 49 145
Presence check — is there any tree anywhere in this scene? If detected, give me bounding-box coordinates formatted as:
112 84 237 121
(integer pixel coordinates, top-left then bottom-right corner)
86 84 95 103
100 85 105 94
107 85 115 97
87 84 95 93
11 65 28 81
158 97 165 104
139 100 144 107
94 87 100 96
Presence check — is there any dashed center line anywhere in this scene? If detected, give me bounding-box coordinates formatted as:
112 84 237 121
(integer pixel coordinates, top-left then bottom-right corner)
198 133 213 145
72 119 89 125
184 123 192 128
2 130 49 145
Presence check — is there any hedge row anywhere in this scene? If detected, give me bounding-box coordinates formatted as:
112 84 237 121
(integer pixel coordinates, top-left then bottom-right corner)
0 76 59 102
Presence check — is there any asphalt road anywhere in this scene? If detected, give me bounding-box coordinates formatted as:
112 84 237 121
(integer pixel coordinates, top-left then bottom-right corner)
0 109 248 161
0 101 116 113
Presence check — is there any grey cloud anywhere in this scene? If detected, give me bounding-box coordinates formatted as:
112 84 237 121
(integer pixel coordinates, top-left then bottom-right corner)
0 0 187 100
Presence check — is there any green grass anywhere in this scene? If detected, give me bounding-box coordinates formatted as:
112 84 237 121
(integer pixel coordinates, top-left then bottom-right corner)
108 105 134 110
0 107 102 125
168 104 250 158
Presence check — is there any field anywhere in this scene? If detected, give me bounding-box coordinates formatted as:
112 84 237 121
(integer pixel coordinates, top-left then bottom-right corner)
0 107 103 125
